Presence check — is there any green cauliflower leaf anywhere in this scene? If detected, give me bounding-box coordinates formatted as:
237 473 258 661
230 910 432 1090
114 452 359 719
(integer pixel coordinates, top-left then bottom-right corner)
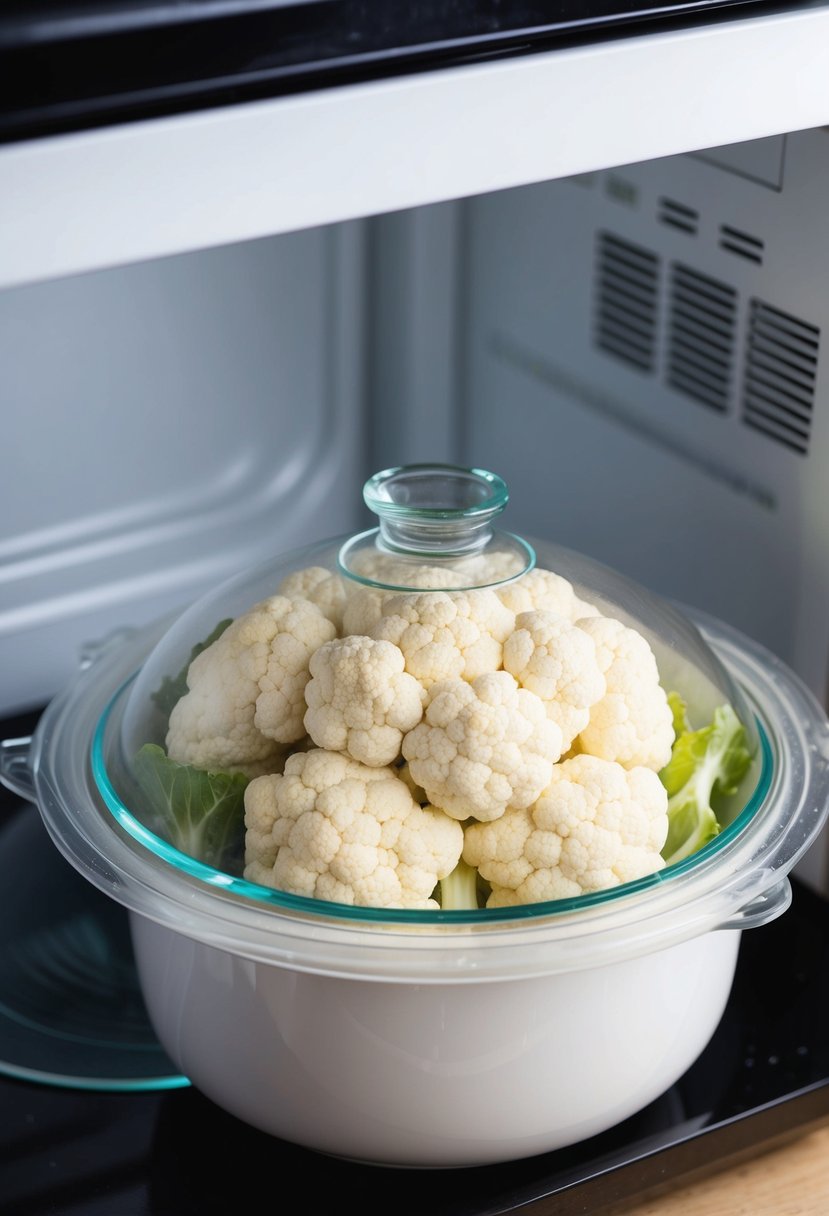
667 689 691 738
659 697 752 867
132 743 248 870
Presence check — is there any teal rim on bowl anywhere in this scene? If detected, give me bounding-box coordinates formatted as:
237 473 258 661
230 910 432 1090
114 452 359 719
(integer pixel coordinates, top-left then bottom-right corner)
91 671 774 927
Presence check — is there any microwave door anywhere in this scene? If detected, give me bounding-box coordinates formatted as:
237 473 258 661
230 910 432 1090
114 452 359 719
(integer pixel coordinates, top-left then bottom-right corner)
0 0 784 144
2 4 829 289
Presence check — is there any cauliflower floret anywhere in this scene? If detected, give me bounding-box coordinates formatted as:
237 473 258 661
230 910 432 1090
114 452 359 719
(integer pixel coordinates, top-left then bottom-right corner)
341 563 463 637
451 549 527 585
166 596 336 770
277 566 346 632
463 754 669 905
303 636 425 767
342 586 391 638
369 589 515 690
402 671 563 822
496 567 600 621
503 610 606 752
348 555 464 588
576 616 675 771
243 749 463 908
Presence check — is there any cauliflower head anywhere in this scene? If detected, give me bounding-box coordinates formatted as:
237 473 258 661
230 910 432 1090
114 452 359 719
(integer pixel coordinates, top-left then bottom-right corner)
369 589 515 690
496 567 600 621
503 609 606 751
402 671 563 822
303 635 425 767
463 753 669 905
576 615 675 771
166 595 336 771
278 566 346 632
243 749 463 908
161 539 687 913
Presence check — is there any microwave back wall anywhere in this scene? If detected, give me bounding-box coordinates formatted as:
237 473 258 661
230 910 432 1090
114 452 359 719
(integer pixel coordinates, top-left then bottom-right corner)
2 121 828 882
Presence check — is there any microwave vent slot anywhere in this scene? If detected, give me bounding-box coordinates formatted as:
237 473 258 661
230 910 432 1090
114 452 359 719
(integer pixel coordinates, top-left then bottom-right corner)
659 198 699 235
594 232 660 373
742 300 819 455
666 263 737 412
720 225 765 265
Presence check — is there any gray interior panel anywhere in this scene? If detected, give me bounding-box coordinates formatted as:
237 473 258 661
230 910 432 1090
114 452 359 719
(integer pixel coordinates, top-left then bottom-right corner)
0 223 370 712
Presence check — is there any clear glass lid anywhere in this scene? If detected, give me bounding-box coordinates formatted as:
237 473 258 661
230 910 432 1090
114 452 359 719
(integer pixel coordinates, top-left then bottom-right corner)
95 463 771 932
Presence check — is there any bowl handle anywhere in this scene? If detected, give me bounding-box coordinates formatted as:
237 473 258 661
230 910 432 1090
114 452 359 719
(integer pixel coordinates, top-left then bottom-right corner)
0 736 36 804
717 878 792 931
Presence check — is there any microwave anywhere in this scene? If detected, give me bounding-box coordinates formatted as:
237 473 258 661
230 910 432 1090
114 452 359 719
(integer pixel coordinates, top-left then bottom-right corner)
2 2 829 1211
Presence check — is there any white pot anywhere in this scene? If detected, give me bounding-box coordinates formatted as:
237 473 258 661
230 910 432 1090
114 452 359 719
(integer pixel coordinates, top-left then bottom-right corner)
132 915 741 1167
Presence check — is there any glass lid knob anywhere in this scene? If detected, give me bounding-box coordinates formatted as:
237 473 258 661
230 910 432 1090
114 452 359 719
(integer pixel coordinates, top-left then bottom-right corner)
339 464 535 590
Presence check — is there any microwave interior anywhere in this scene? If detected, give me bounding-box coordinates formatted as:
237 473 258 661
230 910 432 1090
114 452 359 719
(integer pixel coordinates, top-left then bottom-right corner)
2 119 829 1211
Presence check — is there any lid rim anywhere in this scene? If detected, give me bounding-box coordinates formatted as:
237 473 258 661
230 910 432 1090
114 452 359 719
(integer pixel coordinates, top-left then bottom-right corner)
363 464 509 520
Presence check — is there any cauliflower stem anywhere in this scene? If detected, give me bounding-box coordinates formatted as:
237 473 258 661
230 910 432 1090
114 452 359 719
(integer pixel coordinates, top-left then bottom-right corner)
438 858 482 910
